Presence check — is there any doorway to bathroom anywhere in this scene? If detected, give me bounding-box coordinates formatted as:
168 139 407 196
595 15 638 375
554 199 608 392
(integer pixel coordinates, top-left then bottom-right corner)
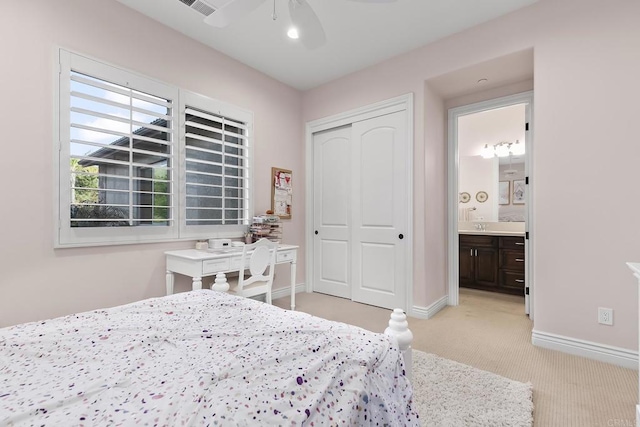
447 91 533 319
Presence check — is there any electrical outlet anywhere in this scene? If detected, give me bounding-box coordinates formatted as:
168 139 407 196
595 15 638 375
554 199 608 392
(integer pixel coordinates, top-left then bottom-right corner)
598 307 613 326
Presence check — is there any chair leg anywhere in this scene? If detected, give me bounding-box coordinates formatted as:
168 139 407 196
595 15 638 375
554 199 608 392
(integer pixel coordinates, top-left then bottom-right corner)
266 291 272 305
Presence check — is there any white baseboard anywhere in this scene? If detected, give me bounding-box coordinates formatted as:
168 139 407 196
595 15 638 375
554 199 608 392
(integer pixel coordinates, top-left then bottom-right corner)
409 295 448 320
532 329 638 370
272 283 306 301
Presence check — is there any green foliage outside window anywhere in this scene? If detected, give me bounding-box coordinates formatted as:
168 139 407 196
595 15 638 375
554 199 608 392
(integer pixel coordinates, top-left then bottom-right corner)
153 168 169 221
70 159 98 204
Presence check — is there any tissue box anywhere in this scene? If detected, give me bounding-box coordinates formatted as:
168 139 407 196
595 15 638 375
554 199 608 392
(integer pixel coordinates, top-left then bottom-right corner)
208 238 231 249
195 241 209 250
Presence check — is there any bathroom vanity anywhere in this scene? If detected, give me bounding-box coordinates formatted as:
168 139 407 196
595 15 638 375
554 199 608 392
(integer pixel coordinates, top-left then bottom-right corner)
459 232 525 296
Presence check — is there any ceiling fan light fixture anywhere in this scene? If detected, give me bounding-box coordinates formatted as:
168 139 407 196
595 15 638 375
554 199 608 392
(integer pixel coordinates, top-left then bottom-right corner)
287 27 299 39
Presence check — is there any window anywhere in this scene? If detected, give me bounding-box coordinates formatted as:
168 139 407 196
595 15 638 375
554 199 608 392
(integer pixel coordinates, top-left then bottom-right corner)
179 91 252 240
56 50 252 247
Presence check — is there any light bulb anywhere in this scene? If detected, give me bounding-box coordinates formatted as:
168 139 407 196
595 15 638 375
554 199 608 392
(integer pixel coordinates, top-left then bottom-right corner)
495 143 509 157
481 144 494 159
511 140 525 155
287 27 299 39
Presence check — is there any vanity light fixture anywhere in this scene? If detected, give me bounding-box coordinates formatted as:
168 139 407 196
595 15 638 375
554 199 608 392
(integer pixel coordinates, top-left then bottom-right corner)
481 140 525 159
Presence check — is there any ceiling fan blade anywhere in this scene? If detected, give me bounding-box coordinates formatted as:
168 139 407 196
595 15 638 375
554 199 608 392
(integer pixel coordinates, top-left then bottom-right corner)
204 0 266 28
288 0 326 50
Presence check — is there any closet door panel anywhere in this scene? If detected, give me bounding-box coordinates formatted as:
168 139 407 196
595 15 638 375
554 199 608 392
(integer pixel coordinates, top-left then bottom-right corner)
351 111 407 310
313 126 351 299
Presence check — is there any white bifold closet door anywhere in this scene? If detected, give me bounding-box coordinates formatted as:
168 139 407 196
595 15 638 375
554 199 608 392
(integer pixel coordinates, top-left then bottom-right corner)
313 111 408 310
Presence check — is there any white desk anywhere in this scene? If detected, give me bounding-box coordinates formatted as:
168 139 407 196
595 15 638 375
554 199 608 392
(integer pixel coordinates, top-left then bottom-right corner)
165 244 299 310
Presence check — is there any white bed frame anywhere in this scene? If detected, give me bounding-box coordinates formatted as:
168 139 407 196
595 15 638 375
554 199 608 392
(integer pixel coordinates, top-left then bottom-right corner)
384 308 414 380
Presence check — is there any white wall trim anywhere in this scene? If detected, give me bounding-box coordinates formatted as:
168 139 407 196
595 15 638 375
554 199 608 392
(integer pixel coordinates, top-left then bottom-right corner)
272 283 307 301
447 91 534 312
532 329 638 370
305 93 414 311
409 295 448 319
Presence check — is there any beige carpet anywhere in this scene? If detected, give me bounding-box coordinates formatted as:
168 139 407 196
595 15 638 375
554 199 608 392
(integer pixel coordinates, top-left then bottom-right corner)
412 350 533 426
274 288 638 426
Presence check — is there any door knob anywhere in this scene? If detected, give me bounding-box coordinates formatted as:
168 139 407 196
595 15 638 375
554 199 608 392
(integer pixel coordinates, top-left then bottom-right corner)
314 230 318 235
399 234 404 240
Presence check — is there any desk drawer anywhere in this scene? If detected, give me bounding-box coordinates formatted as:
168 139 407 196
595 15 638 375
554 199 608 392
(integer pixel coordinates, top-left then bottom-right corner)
277 250 295 263
229 257 249 271
202 258 230 274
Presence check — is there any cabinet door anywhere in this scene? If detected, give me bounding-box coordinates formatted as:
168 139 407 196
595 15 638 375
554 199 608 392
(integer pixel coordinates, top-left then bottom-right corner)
459 245 475 286
475 247 498 287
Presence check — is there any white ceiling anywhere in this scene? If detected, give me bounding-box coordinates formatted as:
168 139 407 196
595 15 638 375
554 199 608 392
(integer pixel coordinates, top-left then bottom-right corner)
115 0 538 90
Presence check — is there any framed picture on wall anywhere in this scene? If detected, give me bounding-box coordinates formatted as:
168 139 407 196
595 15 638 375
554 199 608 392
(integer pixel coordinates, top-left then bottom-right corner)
512 179 525 204
499 181 510 205
271 167 292 219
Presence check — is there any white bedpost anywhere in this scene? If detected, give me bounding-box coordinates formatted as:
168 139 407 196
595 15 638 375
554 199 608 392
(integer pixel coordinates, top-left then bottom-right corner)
384 308 414 381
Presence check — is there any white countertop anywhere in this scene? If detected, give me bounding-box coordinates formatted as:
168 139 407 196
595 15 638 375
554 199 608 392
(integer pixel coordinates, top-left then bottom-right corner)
459 230 525 237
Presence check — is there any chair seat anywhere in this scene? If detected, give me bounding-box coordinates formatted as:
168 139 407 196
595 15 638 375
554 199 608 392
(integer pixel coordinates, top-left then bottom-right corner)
227 279 270 297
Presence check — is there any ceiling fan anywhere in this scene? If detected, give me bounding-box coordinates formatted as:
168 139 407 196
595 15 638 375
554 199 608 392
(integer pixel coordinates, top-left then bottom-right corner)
203 0 396 50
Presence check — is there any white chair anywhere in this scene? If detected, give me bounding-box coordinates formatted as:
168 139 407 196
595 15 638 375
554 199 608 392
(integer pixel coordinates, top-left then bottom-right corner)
227 238 278 304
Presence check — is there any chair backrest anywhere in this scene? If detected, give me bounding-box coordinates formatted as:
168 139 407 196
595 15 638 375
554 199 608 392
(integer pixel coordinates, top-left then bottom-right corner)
236 238 278 296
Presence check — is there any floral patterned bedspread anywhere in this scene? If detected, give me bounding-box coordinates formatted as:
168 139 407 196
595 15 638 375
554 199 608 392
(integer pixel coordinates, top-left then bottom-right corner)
1 290 417 426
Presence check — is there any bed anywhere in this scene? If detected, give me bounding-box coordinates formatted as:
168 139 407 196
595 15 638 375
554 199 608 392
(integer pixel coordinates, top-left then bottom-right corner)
0 290 417 425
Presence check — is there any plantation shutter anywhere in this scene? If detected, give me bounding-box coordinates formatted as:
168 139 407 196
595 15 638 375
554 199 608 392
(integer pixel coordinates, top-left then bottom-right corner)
184 106 249 226
68 71 175 228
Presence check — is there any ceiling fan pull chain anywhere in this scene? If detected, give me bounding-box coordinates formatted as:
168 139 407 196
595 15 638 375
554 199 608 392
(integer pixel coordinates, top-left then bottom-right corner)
272 0 277 20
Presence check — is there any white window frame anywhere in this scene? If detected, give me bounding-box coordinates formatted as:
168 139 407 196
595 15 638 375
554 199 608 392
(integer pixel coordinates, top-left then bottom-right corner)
55 48 253 247
178 91 253 241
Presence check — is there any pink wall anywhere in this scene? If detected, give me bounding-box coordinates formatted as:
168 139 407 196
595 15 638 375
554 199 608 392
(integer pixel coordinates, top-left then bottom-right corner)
2 0 639 354
422 83 447 306
303 0 640 350
0 0 304 327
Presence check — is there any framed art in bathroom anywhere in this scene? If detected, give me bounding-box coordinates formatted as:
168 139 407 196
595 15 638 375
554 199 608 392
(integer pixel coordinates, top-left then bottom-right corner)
499 181 510 205
512 179 525 204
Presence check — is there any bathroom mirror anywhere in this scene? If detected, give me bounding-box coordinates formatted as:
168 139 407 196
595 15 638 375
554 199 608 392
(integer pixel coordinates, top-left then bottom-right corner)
457 104 526 223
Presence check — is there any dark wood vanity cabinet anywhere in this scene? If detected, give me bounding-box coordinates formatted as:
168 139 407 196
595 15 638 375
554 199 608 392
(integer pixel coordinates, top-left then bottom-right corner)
498 236 526 295
459 235 498 290
459 234 525 296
